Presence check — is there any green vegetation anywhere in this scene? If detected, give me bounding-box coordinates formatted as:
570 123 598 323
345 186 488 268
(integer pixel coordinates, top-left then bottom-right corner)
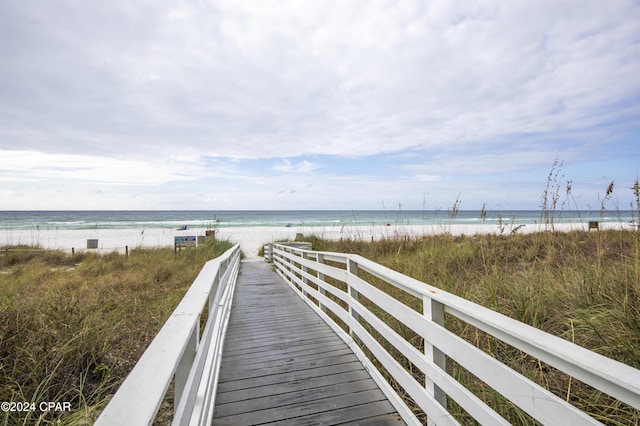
0 239 233 425
301 229 640 424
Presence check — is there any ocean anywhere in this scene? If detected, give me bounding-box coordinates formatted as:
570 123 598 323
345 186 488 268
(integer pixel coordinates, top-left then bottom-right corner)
0 209 635 231
1 210 637 256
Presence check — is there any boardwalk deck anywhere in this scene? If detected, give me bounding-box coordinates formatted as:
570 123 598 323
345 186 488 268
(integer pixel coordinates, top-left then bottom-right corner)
212 260 405 425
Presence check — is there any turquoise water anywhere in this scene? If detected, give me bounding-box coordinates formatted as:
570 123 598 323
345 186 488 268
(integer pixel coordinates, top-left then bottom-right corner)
0 210 636 231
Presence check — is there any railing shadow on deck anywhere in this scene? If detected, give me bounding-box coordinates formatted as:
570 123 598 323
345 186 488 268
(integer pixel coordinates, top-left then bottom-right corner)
267 243 640 426
95 244 241 426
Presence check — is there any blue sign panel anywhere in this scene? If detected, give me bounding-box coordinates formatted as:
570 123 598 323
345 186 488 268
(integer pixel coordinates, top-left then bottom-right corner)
175 236 197 247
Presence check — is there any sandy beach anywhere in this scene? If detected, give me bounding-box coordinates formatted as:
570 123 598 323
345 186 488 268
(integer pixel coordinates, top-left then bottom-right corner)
1 221 630 259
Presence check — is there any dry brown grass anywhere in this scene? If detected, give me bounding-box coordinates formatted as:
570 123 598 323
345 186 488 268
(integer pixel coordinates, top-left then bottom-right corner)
306 229 640 424
0 240 233 425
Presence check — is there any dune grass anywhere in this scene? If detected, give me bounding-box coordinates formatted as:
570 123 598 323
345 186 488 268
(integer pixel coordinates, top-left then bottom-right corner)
0 239 233 425
300 228 639 424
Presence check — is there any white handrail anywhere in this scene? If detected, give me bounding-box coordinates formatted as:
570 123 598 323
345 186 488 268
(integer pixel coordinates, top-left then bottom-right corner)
269 243 640 425
95 244 241 426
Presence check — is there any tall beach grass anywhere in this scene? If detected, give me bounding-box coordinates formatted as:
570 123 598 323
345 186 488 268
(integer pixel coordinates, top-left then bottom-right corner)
300 227 640 424
0 239 233 425
290 173 640 424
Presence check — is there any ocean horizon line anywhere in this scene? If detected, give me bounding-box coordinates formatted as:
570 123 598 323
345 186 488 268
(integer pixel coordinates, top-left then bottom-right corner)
1 210 635 217
1 209 636 231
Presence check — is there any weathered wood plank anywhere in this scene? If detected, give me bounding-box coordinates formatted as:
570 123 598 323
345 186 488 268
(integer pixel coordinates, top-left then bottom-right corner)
219 351 361 382
214 389 392 425
212 260 404 425
214 378 380 418
220 340 347 366
215 370 375 406
220 346 353 376
221 332 341 355
268 403 404 426
216 360 367 393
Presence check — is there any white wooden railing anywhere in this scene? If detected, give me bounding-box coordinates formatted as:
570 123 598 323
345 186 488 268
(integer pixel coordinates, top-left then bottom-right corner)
95 244 241 426
268 243 640 425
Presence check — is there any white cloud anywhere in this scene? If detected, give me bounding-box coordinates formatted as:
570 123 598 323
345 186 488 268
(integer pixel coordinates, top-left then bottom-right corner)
0 150 200 185
2 0 638 161
404 148 566 176
273 159 321 173
412 175 445 182
0 1 638 209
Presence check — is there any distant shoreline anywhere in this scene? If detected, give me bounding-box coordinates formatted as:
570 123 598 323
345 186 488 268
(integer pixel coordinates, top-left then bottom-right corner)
1 221 634 259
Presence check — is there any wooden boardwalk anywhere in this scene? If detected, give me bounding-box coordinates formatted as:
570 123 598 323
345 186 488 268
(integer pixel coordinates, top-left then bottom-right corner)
212 260 405 425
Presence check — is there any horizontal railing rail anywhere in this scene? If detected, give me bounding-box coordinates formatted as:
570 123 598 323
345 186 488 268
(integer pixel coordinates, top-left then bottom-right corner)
95 244 241 426
269 243 640 425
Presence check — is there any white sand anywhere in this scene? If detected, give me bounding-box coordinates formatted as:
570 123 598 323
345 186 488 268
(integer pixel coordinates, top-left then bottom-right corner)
1 221 629 259
222 221 628 258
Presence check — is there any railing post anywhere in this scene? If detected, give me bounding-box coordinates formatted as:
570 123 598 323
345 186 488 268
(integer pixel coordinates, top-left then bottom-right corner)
287 247 294 273
317 254 327 314
347 258 359 337
288 247 296 279
209 272 221 312
267 243 273 262
301 251 309 298
174 325 198 415
424 296 447 411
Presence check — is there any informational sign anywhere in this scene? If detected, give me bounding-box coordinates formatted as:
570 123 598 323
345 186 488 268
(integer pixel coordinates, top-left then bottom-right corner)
174 236 197 247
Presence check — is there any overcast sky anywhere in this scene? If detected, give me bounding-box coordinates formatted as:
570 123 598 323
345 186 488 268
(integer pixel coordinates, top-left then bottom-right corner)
1 1 639 211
